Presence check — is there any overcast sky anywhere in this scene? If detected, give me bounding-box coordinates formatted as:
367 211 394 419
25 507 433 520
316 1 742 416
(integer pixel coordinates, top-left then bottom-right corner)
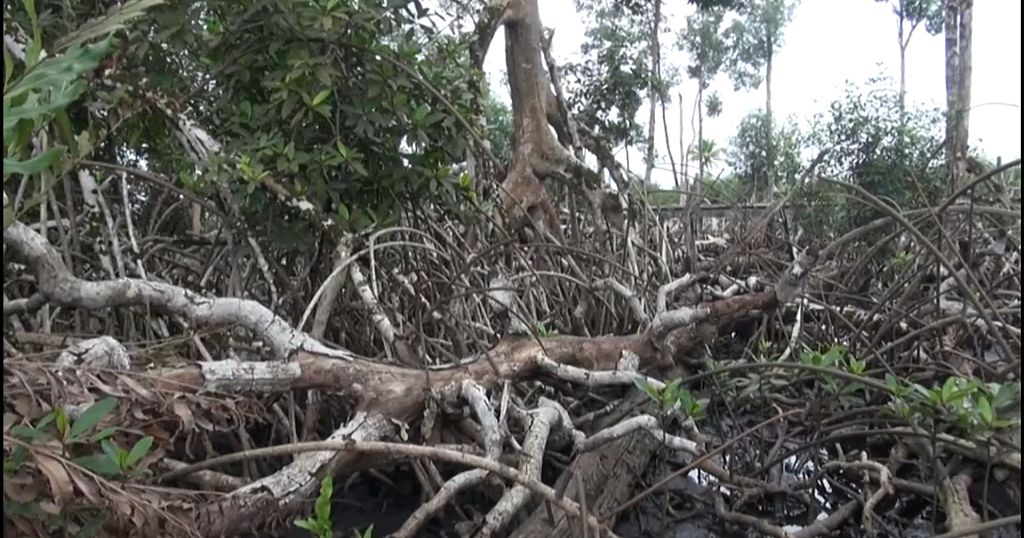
482 1 1022 188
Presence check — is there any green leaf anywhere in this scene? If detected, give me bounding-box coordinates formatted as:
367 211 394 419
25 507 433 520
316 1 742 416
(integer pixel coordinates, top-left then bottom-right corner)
992 382 1020 410
36 412 56 431
295 517 330 538
335 140 350 159
977 395 993 425
100 439 122 465
6 38 114 102
821 345 845 367
311 89 331 107
125 436 153 467
22 0 42 67
314 65 334 86
663 379 682 407
314 475 333 522
349 160 368 177
3 45 13 89
633 378 660 402
4 84 84 136
55 407 70 439
10 425 44 441
3 147 65 180
70 398 118 439
412 104 429 123
73 454 121 476
90 426 118 443
54 0 165 53
53 110 78 157
5 446 29 472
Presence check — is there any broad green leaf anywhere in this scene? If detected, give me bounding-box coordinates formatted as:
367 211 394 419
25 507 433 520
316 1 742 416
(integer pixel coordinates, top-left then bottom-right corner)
6 38 114 102
90 426 118 443
941 377 957 404
10 425 44 441
53 110 78 157
2 147 64 181
36 411 56 430
822 345 844 367
54 0 165 52
412 104 429 123
55 408 70 438
350 160 368 177
314 65 333 86
993 382 1021 410
336 202 350 221
101 439 122 465
73 454 121 476
5 446 29 472
633 377 660 401
70 397 118 439
311 89 331 107
977 396 993 425
4 89 83 140
125 436 153 467
3 45 13 89
314 475 333 522
22 0 42 67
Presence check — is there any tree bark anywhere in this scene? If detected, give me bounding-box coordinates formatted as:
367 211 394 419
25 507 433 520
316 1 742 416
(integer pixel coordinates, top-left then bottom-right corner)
763 33 774 202
498 0 567 237
944 0 972 191
898 3 907 124
955 0 973 185
643 0 662 186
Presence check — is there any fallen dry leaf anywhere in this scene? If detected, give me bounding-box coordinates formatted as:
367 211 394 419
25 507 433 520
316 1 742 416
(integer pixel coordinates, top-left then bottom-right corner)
172 401 194 431
3 474 42 503
33 453 74 507
68 469 102 505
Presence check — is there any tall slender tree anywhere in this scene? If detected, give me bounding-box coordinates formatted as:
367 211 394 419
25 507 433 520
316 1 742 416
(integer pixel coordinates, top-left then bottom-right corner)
679 6 727 189
643 0 664 185
944 0 974 189
723 0 796 199
874 0 942 123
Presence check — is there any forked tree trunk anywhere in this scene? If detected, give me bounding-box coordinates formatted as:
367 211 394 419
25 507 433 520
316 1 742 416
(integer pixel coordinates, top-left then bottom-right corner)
498 0 568 237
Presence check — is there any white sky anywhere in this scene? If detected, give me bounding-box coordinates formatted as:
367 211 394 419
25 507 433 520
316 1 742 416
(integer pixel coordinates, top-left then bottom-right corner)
483 0 1022 188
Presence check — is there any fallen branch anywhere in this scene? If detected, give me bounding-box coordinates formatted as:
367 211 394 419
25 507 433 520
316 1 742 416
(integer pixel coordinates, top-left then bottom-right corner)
158 438 620 538
4 221 348 361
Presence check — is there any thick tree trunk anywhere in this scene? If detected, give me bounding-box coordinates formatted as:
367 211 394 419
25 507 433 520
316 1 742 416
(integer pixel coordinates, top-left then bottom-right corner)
498 0 567 237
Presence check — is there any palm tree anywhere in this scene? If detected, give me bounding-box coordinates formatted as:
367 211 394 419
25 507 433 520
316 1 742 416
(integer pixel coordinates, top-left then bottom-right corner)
689 138 723 181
